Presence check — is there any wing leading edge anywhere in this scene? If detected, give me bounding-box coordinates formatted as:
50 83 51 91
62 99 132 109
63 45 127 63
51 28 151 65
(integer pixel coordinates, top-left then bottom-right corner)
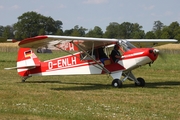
19 35 118 51
18 35 178 50
126 39 178 48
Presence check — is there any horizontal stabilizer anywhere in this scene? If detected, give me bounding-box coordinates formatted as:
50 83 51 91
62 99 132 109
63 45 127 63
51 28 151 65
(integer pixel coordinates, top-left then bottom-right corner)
4 64 40 70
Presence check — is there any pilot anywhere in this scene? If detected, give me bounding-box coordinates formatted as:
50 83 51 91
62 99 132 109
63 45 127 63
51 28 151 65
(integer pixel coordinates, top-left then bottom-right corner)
110 44 121 63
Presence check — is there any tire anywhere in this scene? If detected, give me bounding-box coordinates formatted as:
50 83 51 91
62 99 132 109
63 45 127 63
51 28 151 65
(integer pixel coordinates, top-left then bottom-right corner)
135 77 145 87
112 79 123 88
22 79 26 82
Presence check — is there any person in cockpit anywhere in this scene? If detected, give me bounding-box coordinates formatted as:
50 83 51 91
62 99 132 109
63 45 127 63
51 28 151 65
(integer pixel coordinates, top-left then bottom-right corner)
110 44 121 63
98 47 108 64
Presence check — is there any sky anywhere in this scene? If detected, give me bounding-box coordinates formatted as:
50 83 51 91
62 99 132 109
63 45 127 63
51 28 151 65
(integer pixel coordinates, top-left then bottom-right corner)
0 0 180 32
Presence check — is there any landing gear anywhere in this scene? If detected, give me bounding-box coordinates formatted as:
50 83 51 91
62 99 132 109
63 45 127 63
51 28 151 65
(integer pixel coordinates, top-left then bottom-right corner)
110 71 146 88
112 79 123 88
135 77 145 87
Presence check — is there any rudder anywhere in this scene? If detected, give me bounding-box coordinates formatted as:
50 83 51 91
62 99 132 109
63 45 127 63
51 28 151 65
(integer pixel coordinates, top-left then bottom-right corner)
17 48 41 77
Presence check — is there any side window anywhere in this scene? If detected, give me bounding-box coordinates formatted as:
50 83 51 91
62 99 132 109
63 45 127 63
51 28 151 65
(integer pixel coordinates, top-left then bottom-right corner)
80 50 96 60
119 46 125 54
97 47 108 59
120 40 136 52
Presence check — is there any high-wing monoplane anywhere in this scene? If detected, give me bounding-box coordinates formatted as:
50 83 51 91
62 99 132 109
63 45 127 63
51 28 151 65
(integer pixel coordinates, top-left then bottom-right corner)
5 35 177 88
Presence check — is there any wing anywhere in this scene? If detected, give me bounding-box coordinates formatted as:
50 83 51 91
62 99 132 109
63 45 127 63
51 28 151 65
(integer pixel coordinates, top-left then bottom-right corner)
18 35 178 51
126 39 178 48
19 35 118 51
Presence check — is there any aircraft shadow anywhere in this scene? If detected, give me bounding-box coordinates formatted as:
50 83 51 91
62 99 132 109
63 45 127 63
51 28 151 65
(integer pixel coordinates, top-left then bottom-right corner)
18 80 180 90
145 81 180 89
21 80 63 84
50 81 180 91
21 80 133 90
22 80 113 91
51 83 112 91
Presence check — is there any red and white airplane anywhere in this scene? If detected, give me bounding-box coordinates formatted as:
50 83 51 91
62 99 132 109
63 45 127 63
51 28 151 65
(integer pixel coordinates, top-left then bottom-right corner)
5 35 177 88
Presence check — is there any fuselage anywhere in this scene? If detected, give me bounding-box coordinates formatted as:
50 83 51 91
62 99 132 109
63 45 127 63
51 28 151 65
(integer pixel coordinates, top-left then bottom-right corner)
22 47 158 77
119 48 158 71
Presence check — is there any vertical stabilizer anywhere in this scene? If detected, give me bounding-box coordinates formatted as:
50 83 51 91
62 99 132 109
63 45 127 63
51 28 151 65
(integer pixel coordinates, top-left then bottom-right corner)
17 48 41 76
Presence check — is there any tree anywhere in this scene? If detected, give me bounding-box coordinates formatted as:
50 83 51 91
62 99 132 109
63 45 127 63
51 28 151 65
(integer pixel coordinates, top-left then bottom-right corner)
0 26 4 37
70 25 87 36
161 31 170 39
104 22 120 38
56 29 63 35
119 22 134 39
153 21 164 38
38 28 45 35
131 23 145 38
14 11 63 40
71 25 80 36
55 20 63 30
132 31 145 39
160 26 170 38
174 33 180 41
159 21 180 41
86 26 103 37
168 21 180 39
2 25 14 39
14 11 43 39
78 26 87 37
85 29 94 37
64 29 73 36
145 31 156 39
55 20 63 35
153 21 164 31
104 22 145 39
92 26 103 38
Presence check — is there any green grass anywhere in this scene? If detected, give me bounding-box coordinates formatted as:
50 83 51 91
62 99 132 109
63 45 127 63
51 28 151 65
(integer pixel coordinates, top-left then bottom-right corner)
0 51 180 120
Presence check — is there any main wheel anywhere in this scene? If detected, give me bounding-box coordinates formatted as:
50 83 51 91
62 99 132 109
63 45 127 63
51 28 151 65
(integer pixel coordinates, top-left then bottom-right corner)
112 79 123 88
135 77 145 87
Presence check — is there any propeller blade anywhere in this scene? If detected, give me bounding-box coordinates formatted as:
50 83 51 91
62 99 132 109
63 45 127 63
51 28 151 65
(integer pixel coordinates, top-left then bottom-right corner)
158 50 167 62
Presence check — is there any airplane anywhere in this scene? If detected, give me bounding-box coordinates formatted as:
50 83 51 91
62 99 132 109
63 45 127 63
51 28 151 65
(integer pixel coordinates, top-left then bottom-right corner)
5 35 177 88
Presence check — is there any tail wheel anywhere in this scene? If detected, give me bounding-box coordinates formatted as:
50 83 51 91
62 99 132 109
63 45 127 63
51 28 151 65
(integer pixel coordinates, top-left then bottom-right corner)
112 79 123 88
21 76 31 83
135 77 145 87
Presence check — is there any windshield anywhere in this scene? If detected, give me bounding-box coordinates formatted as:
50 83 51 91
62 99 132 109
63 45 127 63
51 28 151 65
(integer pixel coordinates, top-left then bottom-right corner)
119 40 136 51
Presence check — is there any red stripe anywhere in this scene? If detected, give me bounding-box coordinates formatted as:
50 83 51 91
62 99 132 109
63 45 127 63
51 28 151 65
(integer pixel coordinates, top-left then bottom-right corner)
22 61 100 75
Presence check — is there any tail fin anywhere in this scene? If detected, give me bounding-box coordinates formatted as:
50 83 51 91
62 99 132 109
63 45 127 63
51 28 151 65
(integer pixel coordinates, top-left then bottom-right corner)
17 48 41 77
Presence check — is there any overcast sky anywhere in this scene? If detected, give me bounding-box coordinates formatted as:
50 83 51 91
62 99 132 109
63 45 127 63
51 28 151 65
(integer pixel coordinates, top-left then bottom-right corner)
0 0 179 32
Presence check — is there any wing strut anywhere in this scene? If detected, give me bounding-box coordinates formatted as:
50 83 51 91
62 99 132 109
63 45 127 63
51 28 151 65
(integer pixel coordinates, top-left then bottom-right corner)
71 41 111 74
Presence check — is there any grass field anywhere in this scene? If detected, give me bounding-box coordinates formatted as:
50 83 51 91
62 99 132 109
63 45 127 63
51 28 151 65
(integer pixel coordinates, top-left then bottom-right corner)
0 46 180 119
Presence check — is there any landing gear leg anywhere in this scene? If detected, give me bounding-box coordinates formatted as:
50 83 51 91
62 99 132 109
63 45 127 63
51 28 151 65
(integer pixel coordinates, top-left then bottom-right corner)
123 71 146 87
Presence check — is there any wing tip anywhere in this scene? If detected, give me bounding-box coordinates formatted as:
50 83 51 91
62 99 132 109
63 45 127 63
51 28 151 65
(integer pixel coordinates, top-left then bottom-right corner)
18 35 48 47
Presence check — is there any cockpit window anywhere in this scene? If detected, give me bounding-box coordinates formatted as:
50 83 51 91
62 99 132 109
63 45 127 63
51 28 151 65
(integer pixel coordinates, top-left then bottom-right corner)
80 49 97 60
120 40 136 51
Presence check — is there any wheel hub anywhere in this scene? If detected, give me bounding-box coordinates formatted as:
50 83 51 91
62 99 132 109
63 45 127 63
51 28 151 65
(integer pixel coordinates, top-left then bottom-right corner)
114 83 118 87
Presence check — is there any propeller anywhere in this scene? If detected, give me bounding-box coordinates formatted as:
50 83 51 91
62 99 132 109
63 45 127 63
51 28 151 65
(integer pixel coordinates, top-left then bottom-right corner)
153 49 159 54
149 48 166 67
154 49 167 62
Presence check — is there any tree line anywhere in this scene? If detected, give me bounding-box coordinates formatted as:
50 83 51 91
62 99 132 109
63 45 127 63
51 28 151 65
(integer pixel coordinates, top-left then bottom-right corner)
0 11 180 42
